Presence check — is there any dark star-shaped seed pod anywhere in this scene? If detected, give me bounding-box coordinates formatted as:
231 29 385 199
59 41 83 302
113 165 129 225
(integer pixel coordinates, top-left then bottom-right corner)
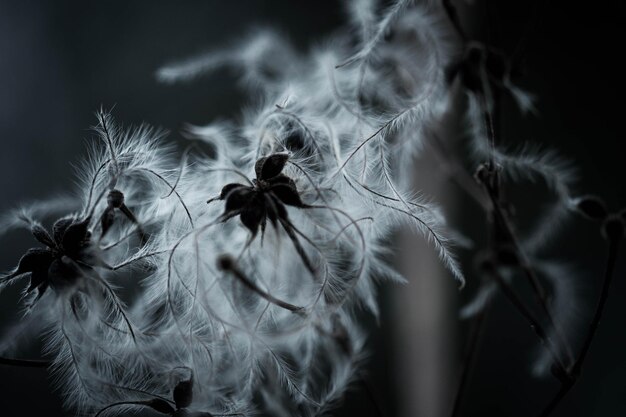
208 153 315 274
1 215 96 305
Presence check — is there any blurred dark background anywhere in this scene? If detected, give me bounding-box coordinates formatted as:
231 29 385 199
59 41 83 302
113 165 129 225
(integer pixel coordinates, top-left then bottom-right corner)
0 1 624 416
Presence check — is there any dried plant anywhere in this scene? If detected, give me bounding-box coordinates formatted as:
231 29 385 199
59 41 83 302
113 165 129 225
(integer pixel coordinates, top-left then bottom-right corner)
1 1 622 416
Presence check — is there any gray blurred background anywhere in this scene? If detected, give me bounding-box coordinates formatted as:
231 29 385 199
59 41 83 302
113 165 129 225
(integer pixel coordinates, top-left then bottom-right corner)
0 1 624 416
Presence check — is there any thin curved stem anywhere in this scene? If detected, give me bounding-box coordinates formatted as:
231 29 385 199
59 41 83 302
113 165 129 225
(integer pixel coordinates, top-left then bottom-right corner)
218 255 305 314
537 236 622 417
489 267 570 382
0 356 49 368
450 304 490 417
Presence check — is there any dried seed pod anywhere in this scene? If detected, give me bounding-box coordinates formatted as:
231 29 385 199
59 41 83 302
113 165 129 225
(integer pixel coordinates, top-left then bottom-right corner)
173 378 193 410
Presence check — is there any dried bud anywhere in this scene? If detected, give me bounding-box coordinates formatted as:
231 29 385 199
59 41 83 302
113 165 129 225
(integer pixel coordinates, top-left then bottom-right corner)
216 254 234 271
107 189 125 208
173 378 193 409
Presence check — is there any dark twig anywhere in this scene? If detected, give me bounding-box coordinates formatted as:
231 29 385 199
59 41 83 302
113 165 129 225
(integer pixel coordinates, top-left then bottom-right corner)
537 221 623 417
479 169 574 369
487 263 570 382
442 0 467 41
572 225 622 373
450 303 490 417
0 356 50 368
